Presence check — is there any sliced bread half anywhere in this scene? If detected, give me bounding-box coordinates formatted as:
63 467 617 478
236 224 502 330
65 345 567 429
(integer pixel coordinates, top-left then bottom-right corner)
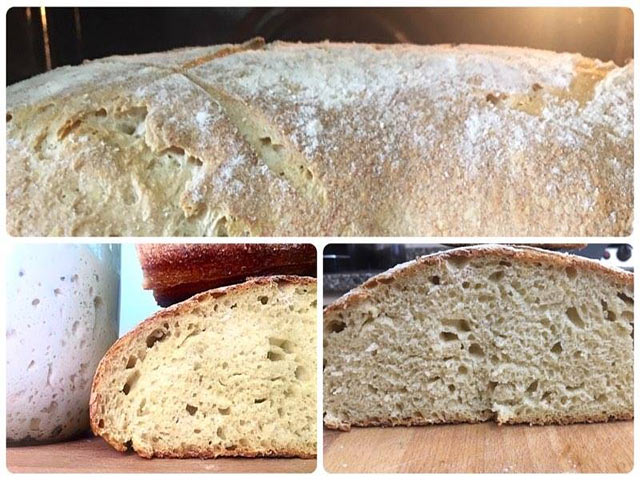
324 245 633 430
90 276 317 458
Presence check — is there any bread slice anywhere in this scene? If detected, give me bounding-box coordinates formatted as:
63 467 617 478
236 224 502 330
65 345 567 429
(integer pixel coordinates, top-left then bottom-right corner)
90 276 317 458
323 245 633 430
137 243 316 306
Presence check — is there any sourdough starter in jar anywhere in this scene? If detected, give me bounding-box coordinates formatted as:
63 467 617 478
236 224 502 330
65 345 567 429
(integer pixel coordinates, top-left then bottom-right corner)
6 244 120 444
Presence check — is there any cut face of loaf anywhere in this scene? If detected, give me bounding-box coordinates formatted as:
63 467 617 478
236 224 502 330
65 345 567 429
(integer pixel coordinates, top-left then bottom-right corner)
90 276 317 458
323 246 633 430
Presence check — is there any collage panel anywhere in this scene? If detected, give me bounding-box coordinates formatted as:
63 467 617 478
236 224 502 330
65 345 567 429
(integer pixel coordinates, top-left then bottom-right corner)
323 244 633 473
5 7 633 237
6 243 317 473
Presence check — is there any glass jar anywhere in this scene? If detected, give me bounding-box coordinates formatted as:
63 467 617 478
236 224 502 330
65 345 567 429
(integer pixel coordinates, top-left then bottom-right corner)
6 244 120 445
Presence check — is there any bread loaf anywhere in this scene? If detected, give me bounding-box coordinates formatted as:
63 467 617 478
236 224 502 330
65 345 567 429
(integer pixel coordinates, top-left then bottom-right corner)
323 245 633 430
90 276 317 458
7 40 632 236
137 243 316 306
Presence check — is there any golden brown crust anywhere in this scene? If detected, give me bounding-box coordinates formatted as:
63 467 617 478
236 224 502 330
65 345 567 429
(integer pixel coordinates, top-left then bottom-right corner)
324 244 633 322
136 243 316 306
89 275 316 458
6 41 633 237
324 411 634 431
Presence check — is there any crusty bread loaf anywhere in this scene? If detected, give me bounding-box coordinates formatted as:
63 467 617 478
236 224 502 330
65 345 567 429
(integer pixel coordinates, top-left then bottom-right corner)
7 40 632 236
323 245 633 430
90 276 317 458
137 243 316 306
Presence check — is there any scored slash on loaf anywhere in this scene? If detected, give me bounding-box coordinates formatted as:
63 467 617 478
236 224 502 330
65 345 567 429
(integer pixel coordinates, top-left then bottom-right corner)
323 245 633 430
90 276 317 458
6 39 633 236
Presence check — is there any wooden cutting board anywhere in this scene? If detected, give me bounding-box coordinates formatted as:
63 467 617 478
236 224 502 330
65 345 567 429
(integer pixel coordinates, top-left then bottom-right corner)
7 436 316 473
324 421 633 473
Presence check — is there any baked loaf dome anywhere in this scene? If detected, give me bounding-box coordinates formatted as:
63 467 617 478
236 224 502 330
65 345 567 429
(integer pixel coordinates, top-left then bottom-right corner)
90 276 317 458
323 245 633 430
137 243 316 306
7 39 633 236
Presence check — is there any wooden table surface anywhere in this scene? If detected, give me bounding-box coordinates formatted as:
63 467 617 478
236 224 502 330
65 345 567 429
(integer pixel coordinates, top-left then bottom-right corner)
7 436 316 473
324 421 633 473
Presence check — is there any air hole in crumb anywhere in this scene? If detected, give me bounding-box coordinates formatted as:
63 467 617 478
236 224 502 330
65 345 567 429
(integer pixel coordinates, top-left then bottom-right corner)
98 419 104 428
439 331 459 342
565 307 585 328
489 270 504 282
269 338 294 353
526 380 539 393
565 266 577 279
468 343 484 357
32 298 40 306
254 398 266 404
448 384 455 392
488 381 498 392
462 281 470 289
94 296 103 309
122 370 140 395
327 320 346 334
600 300 615 321
7 113 13 122
186 404 198 415
218 407 231 415
217 427 226 439
146 329 167 348
267 350 285 361
54 288 61 296
551 342 563 354
499 261 512 267
617 292 634 305
258 295 269 305
430 275 440 285
187 156 203 167
295 365 309 381
458 365 468 374
442 318 471 332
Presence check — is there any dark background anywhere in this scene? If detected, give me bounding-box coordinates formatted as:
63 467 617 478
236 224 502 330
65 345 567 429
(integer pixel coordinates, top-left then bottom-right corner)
6 7 634 85
323 245 633 274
